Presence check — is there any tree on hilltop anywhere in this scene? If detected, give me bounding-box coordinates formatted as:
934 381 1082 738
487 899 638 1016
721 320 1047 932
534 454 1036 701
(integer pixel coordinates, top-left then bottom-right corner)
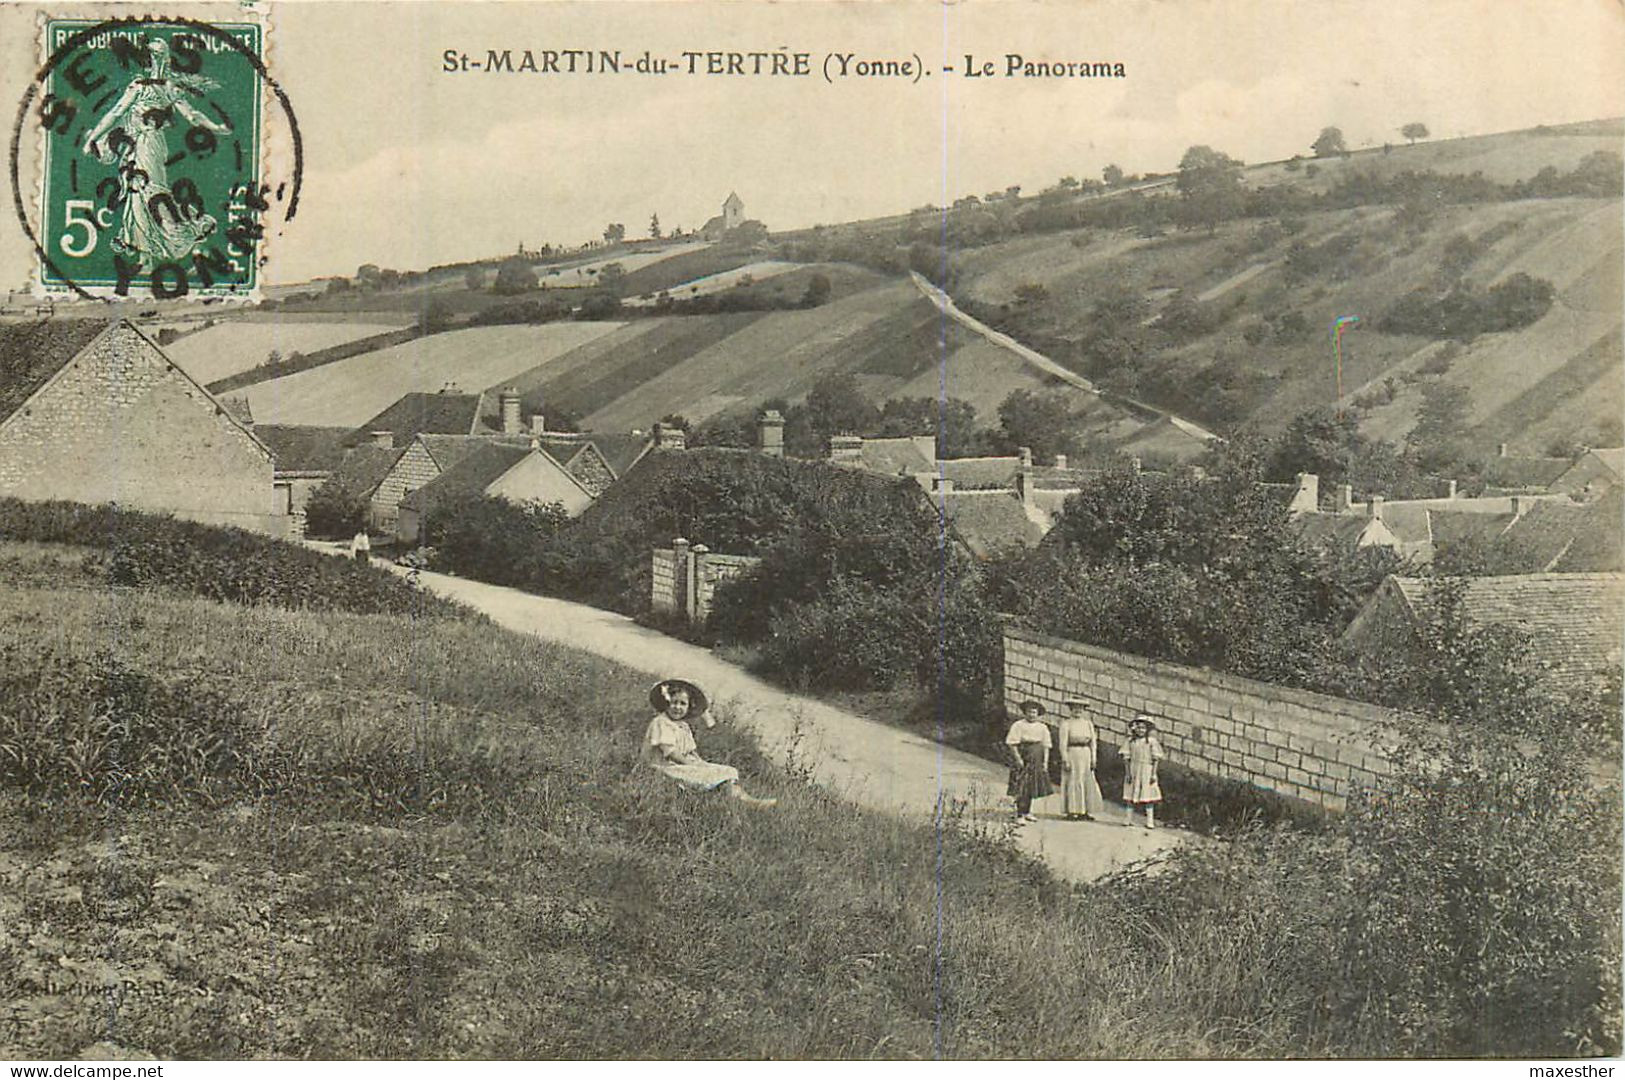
1401 122 1429 145
1103 163 1125 186
603 222 626 244
649 213 661 239
1312 126 1348 159
1175 145 1245 233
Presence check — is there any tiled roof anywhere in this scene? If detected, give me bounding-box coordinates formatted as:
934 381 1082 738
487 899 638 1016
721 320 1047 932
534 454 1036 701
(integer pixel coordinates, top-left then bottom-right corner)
1429 508 1516 549
1297 512 1380 546
325 445 405 499
256 425 352 473
586 432 654 478
1481 455 1572 491
1552 489 1624 572
399 443 531 513
1589 448 1625 483
938 490 1047 558
418 433 495 472
857 436 937 476
1375 504 1432 546
351 392 485 447
0 318 111 426
938 457 1022 489
1389 573 1625 688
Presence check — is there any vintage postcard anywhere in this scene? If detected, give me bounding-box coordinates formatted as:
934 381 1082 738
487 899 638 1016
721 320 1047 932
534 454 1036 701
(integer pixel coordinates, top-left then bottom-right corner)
0 0 1621 1067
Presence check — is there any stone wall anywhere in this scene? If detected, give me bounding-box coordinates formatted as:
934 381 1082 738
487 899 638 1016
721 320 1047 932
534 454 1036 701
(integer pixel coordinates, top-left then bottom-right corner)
1003 625 1400 812
651 545 681 614
693 551 762 623
650 540 762 623
0 323 279 533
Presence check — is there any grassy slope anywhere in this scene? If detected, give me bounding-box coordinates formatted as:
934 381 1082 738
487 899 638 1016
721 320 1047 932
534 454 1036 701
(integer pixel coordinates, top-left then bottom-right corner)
0 543 1352 1060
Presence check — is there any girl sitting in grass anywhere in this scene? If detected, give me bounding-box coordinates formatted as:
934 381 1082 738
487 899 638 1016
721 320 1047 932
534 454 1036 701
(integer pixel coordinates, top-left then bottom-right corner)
1123 714 1164 829
643 678 776 807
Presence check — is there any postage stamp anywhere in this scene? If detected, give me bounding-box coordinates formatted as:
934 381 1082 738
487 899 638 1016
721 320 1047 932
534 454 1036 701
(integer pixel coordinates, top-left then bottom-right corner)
18 15 283 300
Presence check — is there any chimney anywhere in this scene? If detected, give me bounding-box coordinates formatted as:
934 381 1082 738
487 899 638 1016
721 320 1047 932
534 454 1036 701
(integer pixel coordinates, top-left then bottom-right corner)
529 414 546 435
1337 483 1353 512
1053 453 1068 470
1368 495 1384 521
1016 453 1035 511
500 387 521 435
829 434 864 463
1498 442 1509 457
1291 472 1319 514
1018 446 1033 468
1444 479 1457 499
368 430 393 449
758 409 785 458
654 423 687 451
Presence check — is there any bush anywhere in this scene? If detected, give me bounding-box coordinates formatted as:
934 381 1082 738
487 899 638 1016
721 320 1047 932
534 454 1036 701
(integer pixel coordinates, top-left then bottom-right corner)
0 499 459 620
303 478 370 540
423 493 568 588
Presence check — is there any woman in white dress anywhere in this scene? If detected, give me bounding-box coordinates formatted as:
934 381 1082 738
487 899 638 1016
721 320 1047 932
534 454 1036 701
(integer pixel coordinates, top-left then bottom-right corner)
642 679 776 806
1057 698 1105 821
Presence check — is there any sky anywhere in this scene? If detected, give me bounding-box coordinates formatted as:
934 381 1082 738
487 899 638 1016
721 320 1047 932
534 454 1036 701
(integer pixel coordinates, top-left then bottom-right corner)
1 0 1621 287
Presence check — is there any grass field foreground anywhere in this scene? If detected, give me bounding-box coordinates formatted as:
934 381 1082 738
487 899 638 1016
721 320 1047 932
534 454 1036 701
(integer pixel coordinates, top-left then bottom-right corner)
0 544 1371 1060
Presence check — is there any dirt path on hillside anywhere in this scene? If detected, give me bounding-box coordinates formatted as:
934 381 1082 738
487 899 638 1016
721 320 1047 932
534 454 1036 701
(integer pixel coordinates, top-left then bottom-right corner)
389 563 1196 884
909 271 1222 445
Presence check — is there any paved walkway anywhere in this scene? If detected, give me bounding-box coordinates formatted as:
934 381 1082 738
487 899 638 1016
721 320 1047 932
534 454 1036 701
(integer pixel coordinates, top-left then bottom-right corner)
384 560 1196 884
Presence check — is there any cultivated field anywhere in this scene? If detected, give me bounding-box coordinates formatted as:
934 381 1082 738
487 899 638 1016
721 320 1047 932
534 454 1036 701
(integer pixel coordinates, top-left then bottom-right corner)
623 260 800 304
242 322 623 426
161 318 409 386
537 242 708 288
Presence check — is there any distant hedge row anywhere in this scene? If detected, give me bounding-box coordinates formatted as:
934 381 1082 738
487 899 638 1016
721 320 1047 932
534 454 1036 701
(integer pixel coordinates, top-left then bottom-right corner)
0 499 462 620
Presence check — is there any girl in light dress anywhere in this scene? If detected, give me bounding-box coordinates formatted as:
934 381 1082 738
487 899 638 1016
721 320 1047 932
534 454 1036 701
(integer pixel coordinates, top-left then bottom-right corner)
1005 699 1054 823
642 678 776 806
1122 714 1164 829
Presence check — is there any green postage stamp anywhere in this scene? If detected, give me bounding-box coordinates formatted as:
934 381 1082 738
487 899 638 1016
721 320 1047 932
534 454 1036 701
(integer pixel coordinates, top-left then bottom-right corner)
26 16 273 299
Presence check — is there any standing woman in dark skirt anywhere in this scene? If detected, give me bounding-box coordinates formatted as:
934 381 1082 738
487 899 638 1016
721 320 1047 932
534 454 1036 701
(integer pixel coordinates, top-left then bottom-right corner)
1005 699 1054 823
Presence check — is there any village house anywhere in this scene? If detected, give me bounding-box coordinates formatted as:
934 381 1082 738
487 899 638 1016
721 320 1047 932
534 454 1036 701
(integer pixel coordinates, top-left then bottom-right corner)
1290 474 1593 565
1550 447 1625 501
359 387 651 532
821 432 1091 558
395 440 595 545
1342 572 1625 695
252 424 354 537
0 318 282 533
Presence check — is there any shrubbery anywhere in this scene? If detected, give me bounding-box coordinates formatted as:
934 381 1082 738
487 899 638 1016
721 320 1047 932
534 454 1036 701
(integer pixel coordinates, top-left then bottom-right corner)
0 499 459 620
303 478 370 539
421 493 568 587
1381 271 1556 339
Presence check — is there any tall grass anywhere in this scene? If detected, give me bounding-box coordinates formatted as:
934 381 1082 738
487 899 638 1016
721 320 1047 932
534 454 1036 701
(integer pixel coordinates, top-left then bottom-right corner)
0 574 1616 1059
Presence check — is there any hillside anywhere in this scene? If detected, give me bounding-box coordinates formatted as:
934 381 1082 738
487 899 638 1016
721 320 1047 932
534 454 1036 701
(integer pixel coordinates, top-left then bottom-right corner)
940 125 1623 456
227 118 1620 460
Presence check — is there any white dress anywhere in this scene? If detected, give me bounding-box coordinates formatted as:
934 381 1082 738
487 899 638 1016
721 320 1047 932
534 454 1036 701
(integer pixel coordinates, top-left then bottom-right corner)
643 714 739 790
